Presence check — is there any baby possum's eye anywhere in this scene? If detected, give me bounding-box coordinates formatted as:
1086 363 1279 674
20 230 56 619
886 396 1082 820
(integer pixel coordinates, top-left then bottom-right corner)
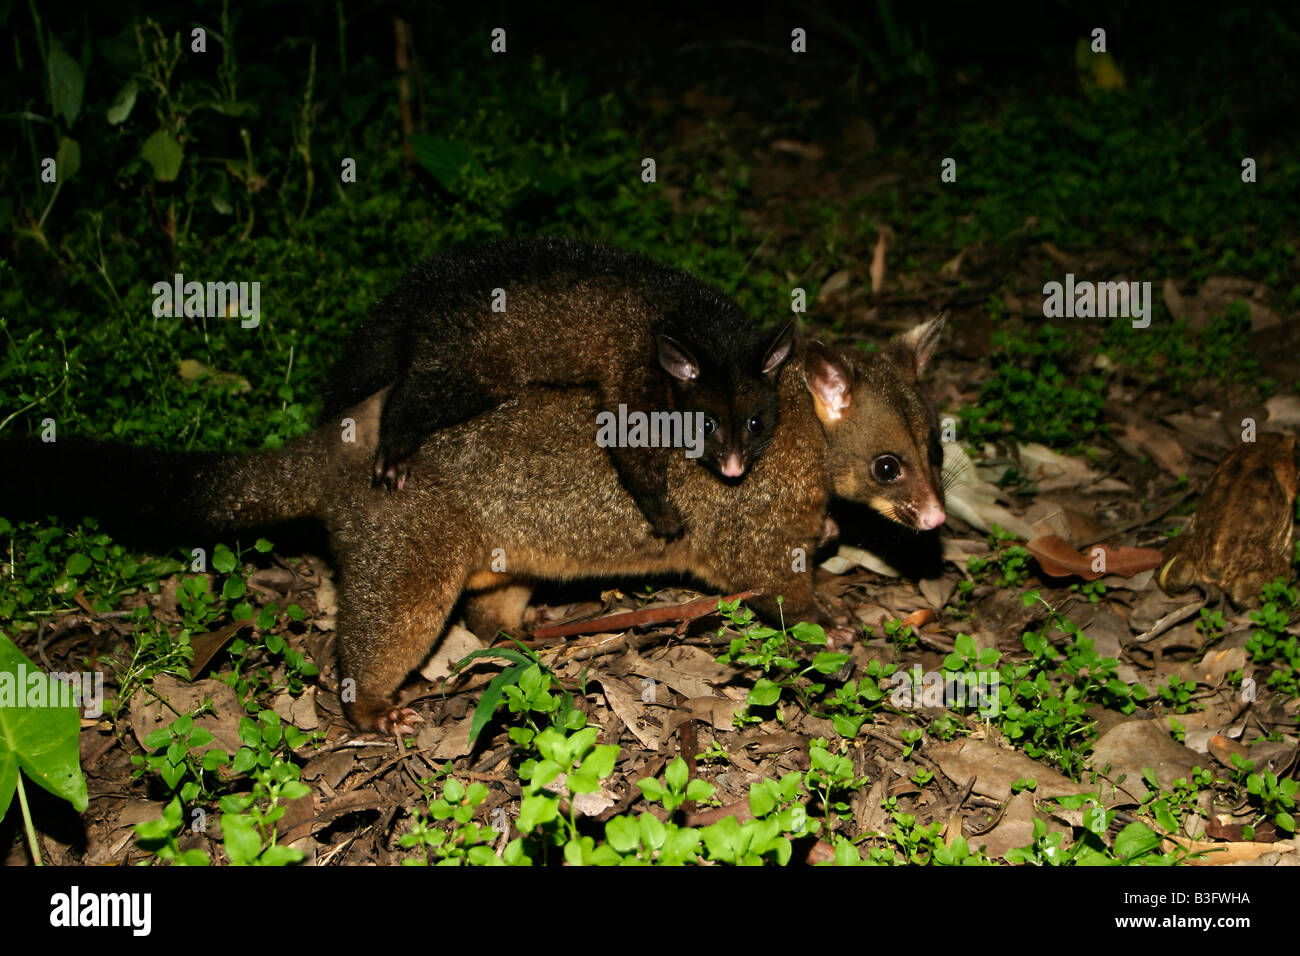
701 415 718 436
746 411 766 435
872 454 902 483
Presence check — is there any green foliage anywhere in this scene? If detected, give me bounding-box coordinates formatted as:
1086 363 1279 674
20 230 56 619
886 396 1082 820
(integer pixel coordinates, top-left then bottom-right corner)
804 738 868 823
821 659 898 738
1244 770 1298 835
229 709 313 774
1244 579 1300 698
1005 815 1177 866
637 756 715 817
132 712 228 803
1102 302 1273 397
0 514 183 624
960 325 1108 447
132 796 210 865
714 600 851 725
966 525 1031 589
941 592 1149 778
1155 675 1200 714
453 643 586 748
401 776 500 866
218 758 311 865
882 616 916 648
886 86 1300 286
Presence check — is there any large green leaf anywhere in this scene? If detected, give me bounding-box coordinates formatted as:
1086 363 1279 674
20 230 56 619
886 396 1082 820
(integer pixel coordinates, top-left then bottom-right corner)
47 36 84 126
0 634 88 821
468 663 526 744
409 135 481 195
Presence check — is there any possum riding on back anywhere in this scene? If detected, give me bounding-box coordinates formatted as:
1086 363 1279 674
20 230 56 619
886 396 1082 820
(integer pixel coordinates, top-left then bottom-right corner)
324 237 794 540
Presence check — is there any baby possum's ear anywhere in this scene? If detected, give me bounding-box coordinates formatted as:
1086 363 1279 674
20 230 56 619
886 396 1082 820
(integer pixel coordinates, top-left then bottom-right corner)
761 320 796 376
885 314 946 379
658 335 701 382
804 342 854 425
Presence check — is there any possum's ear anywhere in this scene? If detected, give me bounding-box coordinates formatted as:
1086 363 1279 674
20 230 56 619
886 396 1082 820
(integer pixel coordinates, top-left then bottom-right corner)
761 321 795 376
658 335 701 382
886 314 946 379
804 342 853 426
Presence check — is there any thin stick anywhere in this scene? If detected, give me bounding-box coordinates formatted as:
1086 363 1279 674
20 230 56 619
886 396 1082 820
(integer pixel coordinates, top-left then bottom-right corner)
530 590 762 640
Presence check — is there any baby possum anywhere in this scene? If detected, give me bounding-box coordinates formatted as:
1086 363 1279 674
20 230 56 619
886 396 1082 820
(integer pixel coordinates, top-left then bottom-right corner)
323 237 794 539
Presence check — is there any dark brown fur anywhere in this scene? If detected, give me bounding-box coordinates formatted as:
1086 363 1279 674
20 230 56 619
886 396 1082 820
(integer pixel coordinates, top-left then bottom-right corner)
323 237 794 539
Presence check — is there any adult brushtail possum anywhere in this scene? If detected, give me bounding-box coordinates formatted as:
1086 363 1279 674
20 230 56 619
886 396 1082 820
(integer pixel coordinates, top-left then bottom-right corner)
2 318 946 734
323 237 794 539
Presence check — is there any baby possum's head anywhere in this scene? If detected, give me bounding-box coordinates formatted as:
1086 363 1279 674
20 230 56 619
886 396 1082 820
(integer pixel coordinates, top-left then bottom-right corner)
658 321 794 480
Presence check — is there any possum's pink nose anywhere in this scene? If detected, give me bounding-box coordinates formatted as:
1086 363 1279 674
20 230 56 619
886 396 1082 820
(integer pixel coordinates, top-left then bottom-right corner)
916 500 946 530
720 453 745 478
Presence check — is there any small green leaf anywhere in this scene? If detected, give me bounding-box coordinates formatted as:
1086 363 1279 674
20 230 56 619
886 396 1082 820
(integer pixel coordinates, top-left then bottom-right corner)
141 129 184 182
221 812 262 864
664 757 688 793
810 651 849 675
790 621 827 645
1113 821 1162 859
748 678 782 708
56 137 81 182
106 78 138 125
212 545 237 575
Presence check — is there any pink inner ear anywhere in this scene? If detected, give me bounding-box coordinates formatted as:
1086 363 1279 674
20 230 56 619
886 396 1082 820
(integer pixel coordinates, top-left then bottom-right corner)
809 355 851 413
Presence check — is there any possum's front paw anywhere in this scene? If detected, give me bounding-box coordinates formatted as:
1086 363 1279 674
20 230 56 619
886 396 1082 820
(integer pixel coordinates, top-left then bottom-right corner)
372 450 412 491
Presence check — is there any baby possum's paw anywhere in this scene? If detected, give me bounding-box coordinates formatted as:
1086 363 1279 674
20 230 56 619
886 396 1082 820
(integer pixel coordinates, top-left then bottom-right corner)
372 449 412 491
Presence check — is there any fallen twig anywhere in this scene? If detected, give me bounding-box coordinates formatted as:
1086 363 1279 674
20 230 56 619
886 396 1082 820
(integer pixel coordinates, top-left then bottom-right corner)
530 589 762 640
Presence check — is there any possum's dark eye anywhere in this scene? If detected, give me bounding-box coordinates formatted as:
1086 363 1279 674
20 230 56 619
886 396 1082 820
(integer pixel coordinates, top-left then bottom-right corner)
701 416 718 436
746 412 765 435
872 454 902 482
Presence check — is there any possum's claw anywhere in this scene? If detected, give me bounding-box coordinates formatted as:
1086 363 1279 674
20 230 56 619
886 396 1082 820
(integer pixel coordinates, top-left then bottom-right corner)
377 706 423 736
373 451 412 491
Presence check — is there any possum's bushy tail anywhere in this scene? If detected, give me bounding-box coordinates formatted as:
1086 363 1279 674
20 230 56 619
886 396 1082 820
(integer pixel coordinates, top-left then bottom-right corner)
0 432 333 547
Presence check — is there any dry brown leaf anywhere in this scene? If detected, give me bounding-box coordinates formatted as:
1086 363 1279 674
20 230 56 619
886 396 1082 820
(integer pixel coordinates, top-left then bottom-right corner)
129 675 244 755
900 608 936 629
1025 534 1163 580
1266 395 1300 427
869 230 888 293
432 714 475 759
590 671 658 749
1090 721 1206 804
927 739 1086 802
769 139 825 161
1162 837 1295 865
418 624 485 681
974 790 1039 859
1207 734 1250 768
817 268 851 302
1116 423 1189 475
